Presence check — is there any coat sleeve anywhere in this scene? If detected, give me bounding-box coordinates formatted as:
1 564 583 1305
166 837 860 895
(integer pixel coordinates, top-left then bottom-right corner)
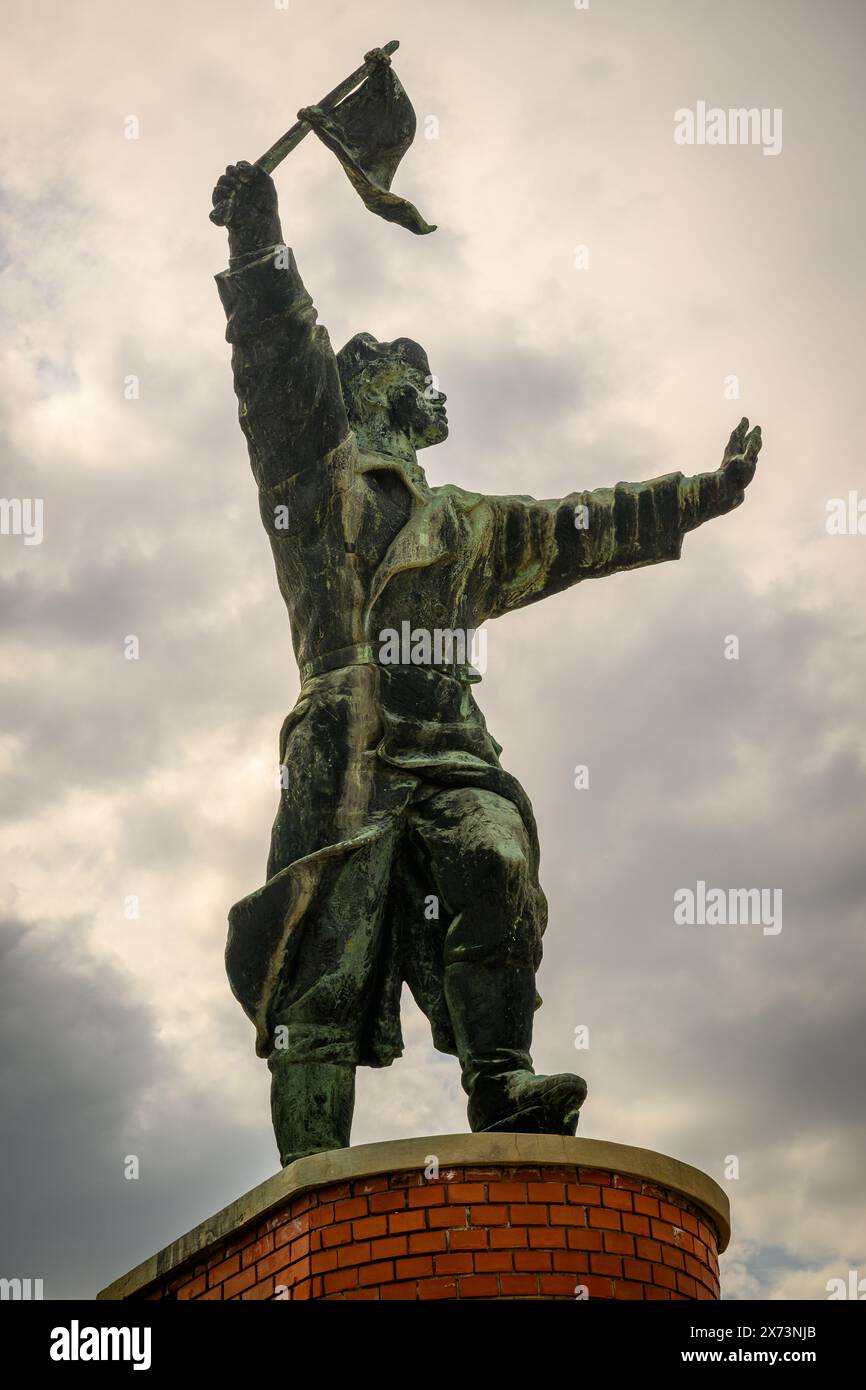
475 472 687 621
215 246 349 491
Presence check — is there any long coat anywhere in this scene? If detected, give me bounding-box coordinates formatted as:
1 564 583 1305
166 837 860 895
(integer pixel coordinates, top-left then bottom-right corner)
215 245 689 1063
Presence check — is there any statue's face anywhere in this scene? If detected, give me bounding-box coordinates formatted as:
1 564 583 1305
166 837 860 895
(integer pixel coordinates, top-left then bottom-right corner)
387 363 448 449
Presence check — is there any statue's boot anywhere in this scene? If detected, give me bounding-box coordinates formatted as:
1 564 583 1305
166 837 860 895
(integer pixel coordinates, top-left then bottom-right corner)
268 1054 356 1169
444 961 587 1136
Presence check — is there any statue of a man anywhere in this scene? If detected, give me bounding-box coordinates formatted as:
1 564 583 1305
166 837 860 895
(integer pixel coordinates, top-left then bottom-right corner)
211 159 761 1168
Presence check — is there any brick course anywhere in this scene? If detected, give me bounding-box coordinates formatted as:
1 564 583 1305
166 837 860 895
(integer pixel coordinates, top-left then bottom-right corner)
137 1163 721 1302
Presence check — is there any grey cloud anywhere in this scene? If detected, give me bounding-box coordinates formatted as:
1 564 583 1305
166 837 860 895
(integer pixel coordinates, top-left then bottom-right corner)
0 914 277 1298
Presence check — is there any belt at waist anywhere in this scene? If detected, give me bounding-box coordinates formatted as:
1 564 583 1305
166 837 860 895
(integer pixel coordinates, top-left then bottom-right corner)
300 643 376 683
300 642 482 686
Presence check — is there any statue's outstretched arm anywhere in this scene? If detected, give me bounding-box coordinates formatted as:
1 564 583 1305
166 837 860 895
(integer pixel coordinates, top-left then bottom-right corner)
211 162 348 492
478 419 761 620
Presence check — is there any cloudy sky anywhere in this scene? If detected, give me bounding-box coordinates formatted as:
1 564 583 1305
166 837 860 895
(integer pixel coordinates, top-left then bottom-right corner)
1 0 864 1300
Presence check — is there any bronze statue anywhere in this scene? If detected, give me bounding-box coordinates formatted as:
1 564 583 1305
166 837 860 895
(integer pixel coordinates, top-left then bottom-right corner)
210 45 761 1167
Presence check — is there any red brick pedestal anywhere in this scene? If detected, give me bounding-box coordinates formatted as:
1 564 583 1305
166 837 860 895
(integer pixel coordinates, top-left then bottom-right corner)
98 1136 729 1302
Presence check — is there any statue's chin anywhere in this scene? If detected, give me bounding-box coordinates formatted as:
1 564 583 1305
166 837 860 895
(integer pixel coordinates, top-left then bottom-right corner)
431 420 449 446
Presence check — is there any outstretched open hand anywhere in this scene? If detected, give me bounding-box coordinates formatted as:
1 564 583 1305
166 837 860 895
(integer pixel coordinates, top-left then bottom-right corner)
720 416 762 494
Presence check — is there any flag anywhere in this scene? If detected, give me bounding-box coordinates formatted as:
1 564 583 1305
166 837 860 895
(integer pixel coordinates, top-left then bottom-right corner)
299 51 435 235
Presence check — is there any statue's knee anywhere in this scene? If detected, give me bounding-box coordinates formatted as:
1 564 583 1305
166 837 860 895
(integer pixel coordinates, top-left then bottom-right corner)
475 835 531 908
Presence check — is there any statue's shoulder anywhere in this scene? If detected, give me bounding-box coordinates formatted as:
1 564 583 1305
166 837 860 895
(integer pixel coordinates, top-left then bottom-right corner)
432 481 486 512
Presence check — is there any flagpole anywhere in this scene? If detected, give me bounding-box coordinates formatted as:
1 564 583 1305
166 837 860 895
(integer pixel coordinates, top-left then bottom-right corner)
256 39 400 175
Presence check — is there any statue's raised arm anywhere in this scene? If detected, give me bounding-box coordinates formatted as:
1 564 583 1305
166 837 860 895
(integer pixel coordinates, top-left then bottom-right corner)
211 161 348 492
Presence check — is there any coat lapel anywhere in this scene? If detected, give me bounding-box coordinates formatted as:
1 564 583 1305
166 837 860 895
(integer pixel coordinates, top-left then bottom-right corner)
354 451 453 632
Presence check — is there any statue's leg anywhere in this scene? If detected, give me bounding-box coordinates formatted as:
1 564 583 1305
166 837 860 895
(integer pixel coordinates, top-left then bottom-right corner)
264 828 401 1168
408 786 587 1136
267 1053 356 1169
444 961 586 1136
